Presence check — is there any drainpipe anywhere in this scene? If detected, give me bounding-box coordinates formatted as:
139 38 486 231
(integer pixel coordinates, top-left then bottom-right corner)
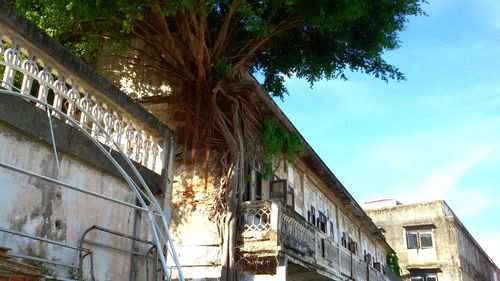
129 199 142 281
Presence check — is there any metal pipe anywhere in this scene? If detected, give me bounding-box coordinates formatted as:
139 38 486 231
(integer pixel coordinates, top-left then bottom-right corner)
89 225 156 245
0 161 150 213
9 253 79 269
148 213 172 281
161 215 185 281
145 245 157 281
0 226 88 252
46 107 61 178
82 240 148 256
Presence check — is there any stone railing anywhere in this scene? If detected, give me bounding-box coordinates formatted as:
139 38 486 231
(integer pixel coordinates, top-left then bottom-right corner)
0 7 174 175
239 200 399 281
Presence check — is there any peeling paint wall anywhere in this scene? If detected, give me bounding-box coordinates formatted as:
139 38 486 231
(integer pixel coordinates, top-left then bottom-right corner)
0 122 155 281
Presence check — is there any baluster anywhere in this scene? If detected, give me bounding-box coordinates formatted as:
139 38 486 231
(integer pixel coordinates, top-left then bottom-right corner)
124 123 134 157
66 83 80 119
20 55 38 96
151 140 159 172
91 102 104 137
114 115 124 146
52 75 67 118
103 110 115 145
79 94 93 128
2 43 21 90
36 65 54 108
142 135 151 167
133 129 143 162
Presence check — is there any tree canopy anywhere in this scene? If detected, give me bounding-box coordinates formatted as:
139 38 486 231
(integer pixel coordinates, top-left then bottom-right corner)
12 0 423 98
10 1 425 279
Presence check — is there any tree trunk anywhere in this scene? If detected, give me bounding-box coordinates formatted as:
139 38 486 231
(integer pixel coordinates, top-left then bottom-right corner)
212 85 247 281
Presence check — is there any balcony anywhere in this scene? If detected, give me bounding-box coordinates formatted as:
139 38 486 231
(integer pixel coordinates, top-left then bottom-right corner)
239 200 398 281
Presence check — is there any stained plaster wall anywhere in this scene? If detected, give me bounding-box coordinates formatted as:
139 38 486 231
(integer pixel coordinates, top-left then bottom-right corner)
167 162 224 280
365 201 499 281
0 120 158 281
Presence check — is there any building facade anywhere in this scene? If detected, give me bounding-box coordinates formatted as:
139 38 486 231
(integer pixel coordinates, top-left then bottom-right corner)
365 200 500 281
0 3 181 280
142 85 402 281
0 2 402 281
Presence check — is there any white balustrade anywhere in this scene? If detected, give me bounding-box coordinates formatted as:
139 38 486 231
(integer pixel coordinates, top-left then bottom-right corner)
0 29 164 174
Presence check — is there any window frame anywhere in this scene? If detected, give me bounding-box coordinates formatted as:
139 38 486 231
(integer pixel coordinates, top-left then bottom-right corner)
270 179 287 202
405 227 434 249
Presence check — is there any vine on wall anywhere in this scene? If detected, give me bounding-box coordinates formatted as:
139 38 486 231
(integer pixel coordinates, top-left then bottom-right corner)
387 253 402 276
261 118 303 179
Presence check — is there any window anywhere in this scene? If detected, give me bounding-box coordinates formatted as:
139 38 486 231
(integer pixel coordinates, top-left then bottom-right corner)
406 227 433 249
270 179 286 201
255 171 262 201
318 212 327 233
347 237 358 254
286 185 294 208
308 206 316 225
341 232 347 247
329 221 335 240
243 167 262 201
409 269 439 281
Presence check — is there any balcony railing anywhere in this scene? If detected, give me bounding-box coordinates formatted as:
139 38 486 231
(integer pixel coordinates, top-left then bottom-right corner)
0 21 171 174
239 200 399 281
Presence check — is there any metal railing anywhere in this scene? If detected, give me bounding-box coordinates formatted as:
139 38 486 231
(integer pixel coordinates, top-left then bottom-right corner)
239 199 397 281
0 4 183 280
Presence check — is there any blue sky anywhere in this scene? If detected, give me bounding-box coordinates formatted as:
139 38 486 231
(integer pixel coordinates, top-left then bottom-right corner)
274 0 500 265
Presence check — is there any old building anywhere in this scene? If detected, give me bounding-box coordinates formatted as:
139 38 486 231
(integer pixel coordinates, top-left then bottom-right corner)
1 2 403 281
0 3 182 280
141 73 402 281
364 200 500 281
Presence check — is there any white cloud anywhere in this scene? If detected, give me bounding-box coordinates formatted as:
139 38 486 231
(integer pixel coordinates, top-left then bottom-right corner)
403 147 492 203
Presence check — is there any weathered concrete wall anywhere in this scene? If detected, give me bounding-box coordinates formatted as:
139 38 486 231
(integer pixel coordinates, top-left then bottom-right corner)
168 162 222 280
453 207 500 281
0 120 143 281
366 201 460 281
365 200 499 281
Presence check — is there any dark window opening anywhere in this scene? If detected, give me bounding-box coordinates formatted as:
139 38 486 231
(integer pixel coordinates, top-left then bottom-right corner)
347 237 358 254
255 171 262 201
318 212 327 233
308 206 316 225
243 167 263 202
286 185 294 209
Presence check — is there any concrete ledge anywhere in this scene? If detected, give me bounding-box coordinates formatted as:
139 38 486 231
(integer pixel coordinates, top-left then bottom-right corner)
0 94 164 194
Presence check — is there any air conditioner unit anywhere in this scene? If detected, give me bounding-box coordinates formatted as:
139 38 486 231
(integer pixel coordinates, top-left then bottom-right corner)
374 262 381 271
